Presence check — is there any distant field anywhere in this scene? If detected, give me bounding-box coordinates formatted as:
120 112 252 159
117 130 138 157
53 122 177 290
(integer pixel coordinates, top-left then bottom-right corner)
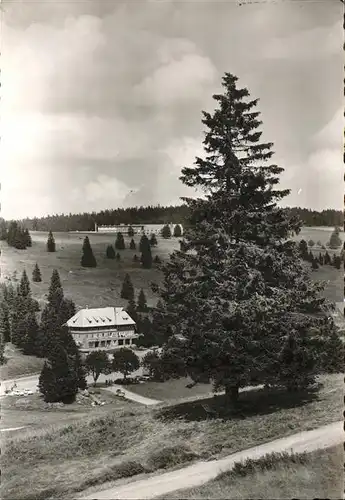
0 344 46 380
0 231 180 309
159 445 344 500
0 226 342 311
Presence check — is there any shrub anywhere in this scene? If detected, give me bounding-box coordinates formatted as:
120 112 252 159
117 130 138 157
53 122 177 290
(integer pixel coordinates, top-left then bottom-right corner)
148 444 198 470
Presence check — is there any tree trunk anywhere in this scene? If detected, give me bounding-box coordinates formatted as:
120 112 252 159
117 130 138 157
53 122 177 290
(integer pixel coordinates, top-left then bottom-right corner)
225 384 239 405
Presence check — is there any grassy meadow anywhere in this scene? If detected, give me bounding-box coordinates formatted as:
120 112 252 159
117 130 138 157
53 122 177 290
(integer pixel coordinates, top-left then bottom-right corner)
159 445 344 500
0 226 342 311
0 231 180 310
1 373 342 500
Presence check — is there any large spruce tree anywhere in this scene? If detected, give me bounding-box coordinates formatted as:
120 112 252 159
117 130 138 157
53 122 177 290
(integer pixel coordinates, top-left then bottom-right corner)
81 236 97 267
115 232 126 250
153 73 337 405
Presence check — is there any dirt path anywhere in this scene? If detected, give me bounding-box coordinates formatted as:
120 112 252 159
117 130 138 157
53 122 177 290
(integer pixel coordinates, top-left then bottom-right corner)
102 385 161 405
80 420 343 500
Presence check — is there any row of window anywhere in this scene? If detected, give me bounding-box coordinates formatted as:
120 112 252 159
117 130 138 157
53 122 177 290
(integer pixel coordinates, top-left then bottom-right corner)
87 338 132 348
73 331 134 339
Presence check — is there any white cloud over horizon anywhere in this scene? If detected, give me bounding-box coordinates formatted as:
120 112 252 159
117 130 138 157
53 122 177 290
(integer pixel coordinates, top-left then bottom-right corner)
0 0 343 219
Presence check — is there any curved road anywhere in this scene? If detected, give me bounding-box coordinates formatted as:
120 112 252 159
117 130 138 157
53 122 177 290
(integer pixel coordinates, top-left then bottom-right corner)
80 420 343 500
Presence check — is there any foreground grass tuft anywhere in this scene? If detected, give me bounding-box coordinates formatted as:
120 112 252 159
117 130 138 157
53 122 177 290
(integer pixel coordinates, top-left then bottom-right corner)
159 445 344 499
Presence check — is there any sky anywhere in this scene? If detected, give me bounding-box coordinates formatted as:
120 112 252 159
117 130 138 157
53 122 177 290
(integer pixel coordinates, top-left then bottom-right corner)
0 0 343 219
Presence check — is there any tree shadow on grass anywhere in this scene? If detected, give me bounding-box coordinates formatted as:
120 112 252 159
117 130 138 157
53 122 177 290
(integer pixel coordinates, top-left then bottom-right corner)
155 384 321 423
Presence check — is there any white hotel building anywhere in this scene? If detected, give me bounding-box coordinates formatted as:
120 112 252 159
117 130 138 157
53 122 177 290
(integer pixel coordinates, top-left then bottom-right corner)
66 307 138 353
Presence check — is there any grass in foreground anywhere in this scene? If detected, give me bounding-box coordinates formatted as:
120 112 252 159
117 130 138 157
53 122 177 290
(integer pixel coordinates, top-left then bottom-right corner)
0 344 46 380
159 445 344 499
1 374 342 500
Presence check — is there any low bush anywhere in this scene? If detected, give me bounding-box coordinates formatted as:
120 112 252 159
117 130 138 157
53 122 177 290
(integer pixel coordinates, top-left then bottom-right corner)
148 444 199 470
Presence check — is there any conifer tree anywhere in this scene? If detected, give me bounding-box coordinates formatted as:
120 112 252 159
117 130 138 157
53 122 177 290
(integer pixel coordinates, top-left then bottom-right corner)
333 255 341 270
152 73 335 404
161 224 172 239
298 240 308 260
137 289 148 312
81 236 97 267
318 253 324 265
116 252 121 261
149 234 158 247
32 263 42 282
173 224 182 237
328 227 342 249
128 226 135 237
24 229 32 247
0 303 11 343
154 255 161 264
38 343 79 403
126 296 137 321
120 273 135 301
0 333 5 365
308 239 315 248
15 311 39 355
115 232 126 250
106 245 115 259
19 270 31 297
324 251 331 265
47 230 56 252
140 234 153 269
311 258 319 270
130 238 136 250
47 269 62 303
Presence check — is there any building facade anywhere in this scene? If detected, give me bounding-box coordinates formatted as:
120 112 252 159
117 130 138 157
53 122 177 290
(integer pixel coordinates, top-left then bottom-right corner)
95 222 183 235
66 307 138 353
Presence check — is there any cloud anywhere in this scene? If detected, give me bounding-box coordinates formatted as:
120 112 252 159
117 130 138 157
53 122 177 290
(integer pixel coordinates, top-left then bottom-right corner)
0 0 343 218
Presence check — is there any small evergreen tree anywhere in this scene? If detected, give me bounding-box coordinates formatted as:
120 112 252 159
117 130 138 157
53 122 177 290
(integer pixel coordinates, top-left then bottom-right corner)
19 270 31 297
298 240 308 260
115 232 126 250
47 231 56 252
140 235 153 269
150 234 158 247
0 334 5 365
316 240 322 247
324 251 331 265
116 252 121 261
47 269 62 303
328 227 342 249
308 239 315 248
81 236 97 268
126 297 139 323
32 263 42 282
106 245 115 259
173 224 182 237
24 229 32 247
0 303 11 343
38 345 78 403
85 350 112 386
121 274 135 301
308 250 314 262
318 253 324 265
128 226 135 237
137 289 148 312
311 258 319 270
161 224 172 239
112 347 140 381
130 238 136 250
333 255 341 270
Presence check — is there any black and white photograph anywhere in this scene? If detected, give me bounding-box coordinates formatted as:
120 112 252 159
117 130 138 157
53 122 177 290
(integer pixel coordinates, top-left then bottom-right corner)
0 0 344 498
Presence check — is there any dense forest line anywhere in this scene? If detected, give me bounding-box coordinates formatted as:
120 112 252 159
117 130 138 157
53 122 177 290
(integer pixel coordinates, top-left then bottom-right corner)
0 205 342 233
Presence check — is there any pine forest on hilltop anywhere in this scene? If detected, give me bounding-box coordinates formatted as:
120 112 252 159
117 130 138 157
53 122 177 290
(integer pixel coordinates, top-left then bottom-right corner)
0 206 342 234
